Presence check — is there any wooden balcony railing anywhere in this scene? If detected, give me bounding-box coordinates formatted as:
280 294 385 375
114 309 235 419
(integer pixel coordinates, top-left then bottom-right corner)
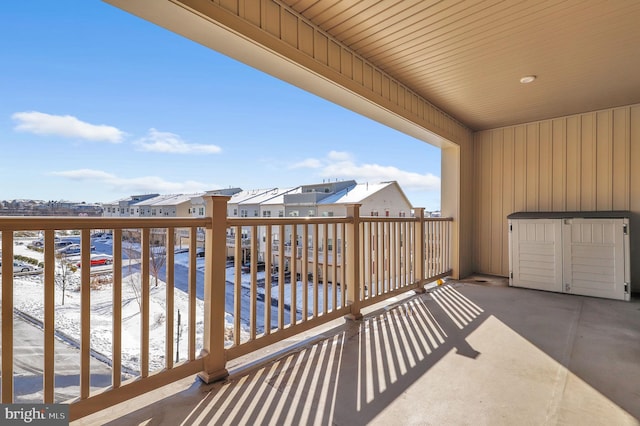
0 197 452 420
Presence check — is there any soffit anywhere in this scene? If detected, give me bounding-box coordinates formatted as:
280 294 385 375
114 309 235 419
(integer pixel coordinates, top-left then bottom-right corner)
281 0 640 130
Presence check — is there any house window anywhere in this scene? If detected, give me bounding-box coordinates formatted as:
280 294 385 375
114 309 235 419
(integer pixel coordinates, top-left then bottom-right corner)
240 209 248 218
385 210 390 217
199 207 204 215
254 210 259 217
399 211 406 217
308 210 315 216
263 211 271 217
290 210 299 217
233 209 237 216
278 210 284 217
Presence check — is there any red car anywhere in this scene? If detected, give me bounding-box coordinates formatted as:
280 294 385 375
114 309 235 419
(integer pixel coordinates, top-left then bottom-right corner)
77 254 113 267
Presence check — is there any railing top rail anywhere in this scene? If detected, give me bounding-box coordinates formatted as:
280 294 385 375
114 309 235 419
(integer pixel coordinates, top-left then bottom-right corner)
423 217 454 222
359 216 453 223
0 216 210 231
227 216 353 226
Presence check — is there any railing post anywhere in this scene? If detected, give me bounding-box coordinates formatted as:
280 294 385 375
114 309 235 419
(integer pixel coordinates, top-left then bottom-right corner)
199 195 231 383
413 208 426 293
2 232 14 403
345 204 362 320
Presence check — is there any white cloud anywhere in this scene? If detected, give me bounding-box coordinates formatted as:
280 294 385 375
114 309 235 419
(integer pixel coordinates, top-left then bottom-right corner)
290 152 440 192
327 150 352 161
134 128 222 154
51 169 212 194
12 111 125 143
290 158 323 169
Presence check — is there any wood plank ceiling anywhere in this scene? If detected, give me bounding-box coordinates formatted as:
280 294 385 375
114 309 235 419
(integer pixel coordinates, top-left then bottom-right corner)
280 0 640 130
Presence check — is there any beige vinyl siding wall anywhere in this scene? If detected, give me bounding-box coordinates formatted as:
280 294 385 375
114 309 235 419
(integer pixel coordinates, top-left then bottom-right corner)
473 104 640 281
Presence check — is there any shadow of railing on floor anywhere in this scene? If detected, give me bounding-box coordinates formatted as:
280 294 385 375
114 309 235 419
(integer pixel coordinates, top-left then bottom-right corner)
101 284 488 425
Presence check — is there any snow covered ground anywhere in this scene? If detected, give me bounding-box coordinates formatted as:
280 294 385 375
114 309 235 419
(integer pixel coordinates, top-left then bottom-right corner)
10 240 229 374
8 238 341 375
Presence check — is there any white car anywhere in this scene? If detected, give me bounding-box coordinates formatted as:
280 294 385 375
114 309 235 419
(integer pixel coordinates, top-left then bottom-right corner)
56 243 96 255
0 261 37 273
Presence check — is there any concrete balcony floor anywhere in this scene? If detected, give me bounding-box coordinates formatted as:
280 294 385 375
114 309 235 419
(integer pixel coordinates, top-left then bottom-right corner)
74 276 640 425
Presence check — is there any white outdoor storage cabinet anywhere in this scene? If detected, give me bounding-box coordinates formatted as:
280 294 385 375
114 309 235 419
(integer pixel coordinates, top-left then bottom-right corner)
508 211 631 301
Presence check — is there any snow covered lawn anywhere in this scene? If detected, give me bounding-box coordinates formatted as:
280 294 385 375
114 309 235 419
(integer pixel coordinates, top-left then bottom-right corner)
9 241 237 374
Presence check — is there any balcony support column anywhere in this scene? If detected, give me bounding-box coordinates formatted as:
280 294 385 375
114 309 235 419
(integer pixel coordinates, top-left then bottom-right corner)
413 208 426 293
199 195 231 383
345 204 362 320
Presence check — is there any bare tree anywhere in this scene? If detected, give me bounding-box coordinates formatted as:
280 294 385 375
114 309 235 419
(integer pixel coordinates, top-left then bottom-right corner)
55 252 77 305
123 230 142 309
149 229 166 287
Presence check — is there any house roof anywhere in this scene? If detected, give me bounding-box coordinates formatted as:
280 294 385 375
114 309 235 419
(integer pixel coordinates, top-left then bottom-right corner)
133 193 203 207
238 187 298 205
319 181 412 208
261 187 303 206
228 188 277 205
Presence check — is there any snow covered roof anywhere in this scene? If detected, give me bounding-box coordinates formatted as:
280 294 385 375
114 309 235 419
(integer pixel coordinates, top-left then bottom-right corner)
239 187 298 205
133 193 204 207
228 188 277 204
318 182 391 204
261 187 303 205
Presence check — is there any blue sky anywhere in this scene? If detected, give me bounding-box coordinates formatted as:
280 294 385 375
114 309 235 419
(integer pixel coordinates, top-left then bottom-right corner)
0 1 441 210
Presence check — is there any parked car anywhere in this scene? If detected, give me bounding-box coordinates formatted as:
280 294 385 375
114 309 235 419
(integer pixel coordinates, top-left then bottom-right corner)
30 237 62 248
77 254 113 267
241 261 266 273
0 261 37 273
54 240 75 250
56 244 96 255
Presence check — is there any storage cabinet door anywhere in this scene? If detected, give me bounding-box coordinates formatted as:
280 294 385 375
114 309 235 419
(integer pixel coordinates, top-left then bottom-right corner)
562 219 627 300
510 219 563 292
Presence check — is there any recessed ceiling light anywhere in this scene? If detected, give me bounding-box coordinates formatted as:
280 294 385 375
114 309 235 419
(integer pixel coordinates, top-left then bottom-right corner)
520 75 536 84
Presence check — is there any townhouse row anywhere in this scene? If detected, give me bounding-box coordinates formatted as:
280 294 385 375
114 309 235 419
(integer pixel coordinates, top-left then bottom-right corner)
102 180 436 276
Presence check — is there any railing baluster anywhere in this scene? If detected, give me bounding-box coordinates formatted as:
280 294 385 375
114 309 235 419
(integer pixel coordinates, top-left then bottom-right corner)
80 229 91 398
1 231 14 403
385 221 391 293
112 229 122 388
43 229 55 402
331 223 337 312
377 222 383 297
141 228 150 377
250 225 258 340
278 225 285 329
312 223 319 318
290 225 297 324
234 230 242 346
188 227 196 360
302 224 309 321
165 228 175 369
264 225 272 334
322 223 328 315
360 221 367 301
